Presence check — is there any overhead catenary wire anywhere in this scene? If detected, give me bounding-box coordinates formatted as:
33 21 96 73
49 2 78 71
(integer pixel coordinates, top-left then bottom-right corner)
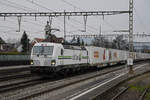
2 0 37 12
60 0 120 34
5 0 91 35
0 18 46 37
1 0 114 36
0 0 47 33
0 0 81 40
25 0 54 12
0 1 32 12
27 0 99 33
102 19 118 31
0 0 49 28
0 0 55 27
0 0 131 39
60 0 99 32
0 0 57 28
25 0 99 34
61 0 85 11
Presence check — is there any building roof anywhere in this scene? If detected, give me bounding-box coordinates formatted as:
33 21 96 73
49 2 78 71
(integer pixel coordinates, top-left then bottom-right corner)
31 35 64 46
0 37 5 44
34 38 45 43
31 38 45 46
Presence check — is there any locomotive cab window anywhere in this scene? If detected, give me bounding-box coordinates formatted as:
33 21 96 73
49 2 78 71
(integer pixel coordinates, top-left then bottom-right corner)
33 46 54 55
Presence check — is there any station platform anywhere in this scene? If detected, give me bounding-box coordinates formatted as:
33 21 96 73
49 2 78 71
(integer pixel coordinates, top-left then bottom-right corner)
0 65 30 74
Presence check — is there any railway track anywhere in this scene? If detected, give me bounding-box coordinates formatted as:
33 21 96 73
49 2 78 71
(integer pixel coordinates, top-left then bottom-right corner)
25 62 149 100
111 87 129 100
139 88 149 100
0 67 30 75
0 70 41 87
111 87 149 100
0 78 44 93
0 65 124 100
0 72 32 82
0 61 148 100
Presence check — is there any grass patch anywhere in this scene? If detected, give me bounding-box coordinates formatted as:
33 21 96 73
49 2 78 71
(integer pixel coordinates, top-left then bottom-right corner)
145 92 150 100
129 85 145 92
128 83 150 99
129 83 150 93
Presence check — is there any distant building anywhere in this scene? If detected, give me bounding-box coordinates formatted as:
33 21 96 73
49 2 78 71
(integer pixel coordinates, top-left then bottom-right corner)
132 34 150 53
0 43 16 52
31 36 64 46
121 33 150 53
0 37 21 52
100 33 150 53
31 38 45 46
134 42 150 53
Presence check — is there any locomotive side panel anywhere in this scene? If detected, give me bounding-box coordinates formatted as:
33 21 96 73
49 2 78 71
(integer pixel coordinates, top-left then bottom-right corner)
58 48 88 66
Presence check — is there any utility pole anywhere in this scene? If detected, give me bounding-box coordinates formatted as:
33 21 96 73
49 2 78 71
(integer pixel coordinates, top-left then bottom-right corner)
17 16 22 32
99 24 101 35
128 0 134 74
64 10 66 43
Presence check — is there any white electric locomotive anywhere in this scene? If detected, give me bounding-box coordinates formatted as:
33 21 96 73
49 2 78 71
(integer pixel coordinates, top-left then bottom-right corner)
30 42 88 73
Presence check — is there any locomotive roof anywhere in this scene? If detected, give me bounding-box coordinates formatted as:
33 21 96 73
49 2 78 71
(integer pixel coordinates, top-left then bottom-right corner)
34 42 86 50
63 45 86 50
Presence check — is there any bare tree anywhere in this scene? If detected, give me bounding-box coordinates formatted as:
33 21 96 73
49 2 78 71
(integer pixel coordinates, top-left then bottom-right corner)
92 36 111 48
92 35 129 50
112 35 129 50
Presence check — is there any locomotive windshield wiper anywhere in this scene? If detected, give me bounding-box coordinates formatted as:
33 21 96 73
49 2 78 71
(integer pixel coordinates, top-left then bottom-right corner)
39 46 44 55
37 54 39 57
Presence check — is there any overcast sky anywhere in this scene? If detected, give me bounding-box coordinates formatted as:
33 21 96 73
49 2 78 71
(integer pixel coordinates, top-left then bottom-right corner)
0 0 149 42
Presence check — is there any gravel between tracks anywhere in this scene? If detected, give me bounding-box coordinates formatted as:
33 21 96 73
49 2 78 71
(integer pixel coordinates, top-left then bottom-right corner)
0 62 148 100
0 66 123 100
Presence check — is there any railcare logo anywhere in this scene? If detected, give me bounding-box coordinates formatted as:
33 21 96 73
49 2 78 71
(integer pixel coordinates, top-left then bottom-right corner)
94 51 99 58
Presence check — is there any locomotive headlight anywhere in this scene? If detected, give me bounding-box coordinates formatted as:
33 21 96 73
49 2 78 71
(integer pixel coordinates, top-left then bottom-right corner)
30 60 34 65
51 60 56 65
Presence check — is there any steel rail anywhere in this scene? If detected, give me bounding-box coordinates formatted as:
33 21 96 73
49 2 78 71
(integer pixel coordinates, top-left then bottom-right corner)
139 88 149 100
19 67 128 100
111 87 129 100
